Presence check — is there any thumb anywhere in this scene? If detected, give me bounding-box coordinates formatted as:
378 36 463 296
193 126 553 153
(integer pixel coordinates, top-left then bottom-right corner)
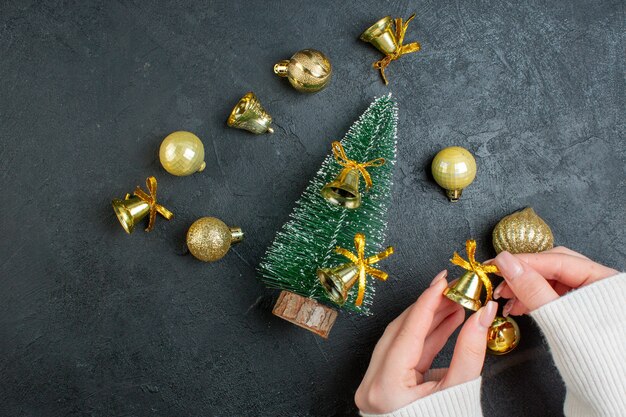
494 251 559 311
441 300 497 388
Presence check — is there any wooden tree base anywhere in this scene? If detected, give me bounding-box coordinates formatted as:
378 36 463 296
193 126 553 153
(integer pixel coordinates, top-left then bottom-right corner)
272 291 338 338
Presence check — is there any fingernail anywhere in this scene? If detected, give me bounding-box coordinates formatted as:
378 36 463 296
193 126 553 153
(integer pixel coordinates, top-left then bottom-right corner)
479 301 497 328
493 282 505 299
495 252 524 281
430 270 448 287
503 298 515 317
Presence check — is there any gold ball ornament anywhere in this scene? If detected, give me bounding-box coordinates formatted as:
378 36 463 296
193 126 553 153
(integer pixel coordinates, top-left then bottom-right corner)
274 49 332 93
186 217 244 262
431 146 477 202
159 131 206 176
493 207 554 254
487 316 521 355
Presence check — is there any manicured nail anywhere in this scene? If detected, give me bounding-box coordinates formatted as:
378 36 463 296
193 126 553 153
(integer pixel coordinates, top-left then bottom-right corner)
495 252 524 281
503 298 515 317
493 282 505 299
479 301 497 328
430 270 448 287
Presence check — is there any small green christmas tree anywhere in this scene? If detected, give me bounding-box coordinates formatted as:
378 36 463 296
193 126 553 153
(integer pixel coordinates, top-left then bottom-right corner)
258 95 397 314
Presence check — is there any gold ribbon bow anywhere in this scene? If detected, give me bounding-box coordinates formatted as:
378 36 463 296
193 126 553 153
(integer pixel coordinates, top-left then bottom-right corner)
133 176 174 232
373 14 421 85
331 141 385 190
335 233 394 306
450 239 499 303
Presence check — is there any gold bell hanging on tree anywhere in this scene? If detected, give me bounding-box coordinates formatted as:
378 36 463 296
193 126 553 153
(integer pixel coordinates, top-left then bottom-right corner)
159 131 206 176
227 92 274 134
360 14 421 85
320 141 386 209
274 49 332 93
443 240 498 310
487 315 521 355
186 217 244 262
112 176 173 234
317 233 394 306
431 146 477 202
493 207 554 254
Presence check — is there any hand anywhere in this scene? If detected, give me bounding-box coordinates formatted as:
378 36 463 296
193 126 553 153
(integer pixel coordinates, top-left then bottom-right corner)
493 246 619 316
355 270 498 414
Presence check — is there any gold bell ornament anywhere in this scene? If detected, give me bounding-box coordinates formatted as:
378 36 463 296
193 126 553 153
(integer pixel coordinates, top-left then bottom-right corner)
487 315 521 355
186 217 244 262
317 233 394 306
431 146 477 202
159 131 206 176
443 240 498 311
360 14 421 85
493 207 554 254
112 176 173 234
227 92 274 134
320 141 386 209
274 49 332 93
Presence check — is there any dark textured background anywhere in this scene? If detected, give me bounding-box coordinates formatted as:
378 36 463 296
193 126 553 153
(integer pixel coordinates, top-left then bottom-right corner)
1 0 624 416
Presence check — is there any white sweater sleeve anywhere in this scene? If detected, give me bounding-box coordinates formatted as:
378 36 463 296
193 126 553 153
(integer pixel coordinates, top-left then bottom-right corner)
360 377 483 417
530 272 626 417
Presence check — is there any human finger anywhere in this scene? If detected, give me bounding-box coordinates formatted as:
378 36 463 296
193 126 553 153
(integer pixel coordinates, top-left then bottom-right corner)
514 252 617 288
441 301 497 388
415 308 465 374
385 278 450 370
494 252 559 311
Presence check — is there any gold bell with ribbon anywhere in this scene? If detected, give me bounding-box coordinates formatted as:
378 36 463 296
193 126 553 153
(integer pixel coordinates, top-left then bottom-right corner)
111 176 173 234
227 92 274 134
320 141 385 209
317 233 394 306
360 14 421 85
443 240 498 311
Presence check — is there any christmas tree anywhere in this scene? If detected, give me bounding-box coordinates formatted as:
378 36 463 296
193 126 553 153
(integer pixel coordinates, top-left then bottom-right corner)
258 95 397 316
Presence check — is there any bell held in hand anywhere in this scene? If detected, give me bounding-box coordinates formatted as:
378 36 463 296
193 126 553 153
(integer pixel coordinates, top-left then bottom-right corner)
111 176 173 234
443 240 498 310
159 131 206 176
274 49 332 93
487 316 520 355
227 92 274 134
443 271 484 311
186 217 244 262
493 207 554 254
431 146 477 202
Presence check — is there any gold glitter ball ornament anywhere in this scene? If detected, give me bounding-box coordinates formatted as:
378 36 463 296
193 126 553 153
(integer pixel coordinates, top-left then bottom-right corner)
487 316 521 355
159 131 206 176
431 146 477 202
493 207 554 254
273 49 332 93
186 217 244 262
